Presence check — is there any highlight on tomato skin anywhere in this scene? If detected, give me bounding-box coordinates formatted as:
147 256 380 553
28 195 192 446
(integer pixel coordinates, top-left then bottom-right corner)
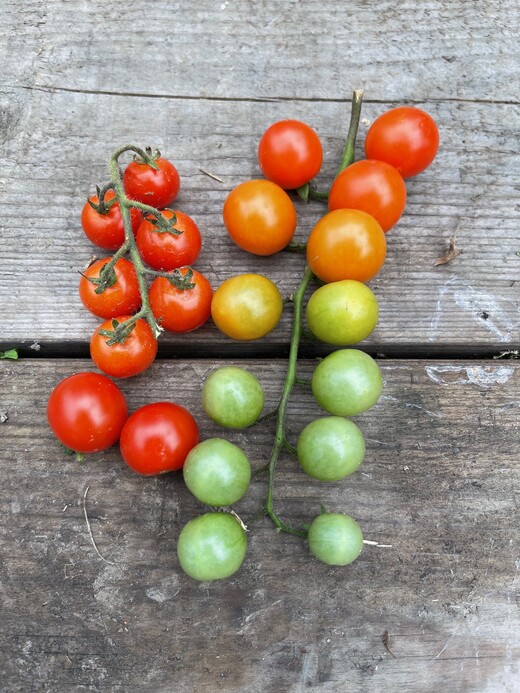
257 119 323 190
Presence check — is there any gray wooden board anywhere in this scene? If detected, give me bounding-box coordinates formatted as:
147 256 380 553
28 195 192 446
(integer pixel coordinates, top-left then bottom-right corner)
0 358 519 691
0 0 519 354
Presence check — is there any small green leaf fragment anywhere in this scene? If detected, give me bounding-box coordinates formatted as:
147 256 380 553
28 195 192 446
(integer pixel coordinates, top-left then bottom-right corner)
0 349 18 360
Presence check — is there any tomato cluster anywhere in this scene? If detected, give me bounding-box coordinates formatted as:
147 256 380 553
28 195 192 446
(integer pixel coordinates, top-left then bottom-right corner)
47 101 439 582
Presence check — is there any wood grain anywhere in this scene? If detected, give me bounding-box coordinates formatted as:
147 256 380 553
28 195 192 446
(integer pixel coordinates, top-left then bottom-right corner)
1 359 519 691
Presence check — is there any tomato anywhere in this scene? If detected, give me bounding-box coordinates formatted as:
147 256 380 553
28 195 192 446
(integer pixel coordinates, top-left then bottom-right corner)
223 180 297 255
177 512 247 581
81 190 142 250
149 267 212 333
365 106 439 178
123 156 180 208
183 438 251 506
79 257 141 319
258 119 323 189
211 274 283 340
306 209 386 284
120 402 199 475
297 417 365 482
306 280 379 346
90 316 158 379
307 513 364 566
311 349 383 417
202 366 264 429
136 209 202 271
47 372 127 453
328 160 406 232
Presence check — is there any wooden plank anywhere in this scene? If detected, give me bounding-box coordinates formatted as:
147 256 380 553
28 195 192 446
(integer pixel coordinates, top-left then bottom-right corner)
1 358 519 691
0 88 518 354
2 0 519 102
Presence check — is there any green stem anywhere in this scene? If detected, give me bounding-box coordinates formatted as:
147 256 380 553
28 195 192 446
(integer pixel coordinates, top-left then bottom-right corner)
108 153 162 339
338 89 364 173
265 265 314 538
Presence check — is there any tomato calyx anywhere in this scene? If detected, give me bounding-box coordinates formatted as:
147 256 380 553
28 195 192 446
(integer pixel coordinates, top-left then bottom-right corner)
87 183 118 215
164 267 196 290
131 145 160 170
145 211 182 236
80 262 118 295
98 317 138 345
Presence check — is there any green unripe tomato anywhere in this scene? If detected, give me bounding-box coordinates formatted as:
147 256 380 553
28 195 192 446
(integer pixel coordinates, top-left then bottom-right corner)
311 349 383 416
297 417 365 481
202 366 264 429
307 512 363 565
306 280 379 345
183 438 251 506
177 512 247 581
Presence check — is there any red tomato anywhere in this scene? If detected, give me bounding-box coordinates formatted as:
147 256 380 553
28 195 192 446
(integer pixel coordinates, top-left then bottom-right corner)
365 107 439 178
90 316 158 378
120 402 199 475
149 267 213 333
258 119 323 189
79 257 141 319
47 372 128 453
328 160 407 232
136 209 202 270
223 179 297 255
123 156 180 208
81 190 142 250
306 209 386 283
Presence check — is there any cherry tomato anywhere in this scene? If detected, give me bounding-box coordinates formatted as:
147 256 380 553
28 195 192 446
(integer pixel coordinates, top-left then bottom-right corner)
79 257 141 319
136 209 202 271
223 180 297 256
90 316 158 379
47 372 128 453
306 209 386 283
149 268 212 333
297 417 365 482
183 438 251 506
211 274 283 340
306 280 379 346
258 119 323 189
307 513 364 566
177 512 247 581
81 190 142 251
328 160 407 232
123 156 180 208
311 349 383 417
120 402 199 475
202 366 264 429
365 106 439 178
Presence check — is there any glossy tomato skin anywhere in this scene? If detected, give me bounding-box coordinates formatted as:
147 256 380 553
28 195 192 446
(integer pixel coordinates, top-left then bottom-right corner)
328 160 407 232
223 179 297 255
306 280 379 346
120 402 199 475
47 372 128 453
149 268 213 333
177 512 247 581
202 366 264 429
297 417 365 482
90 316 158 379
211 274 283 340
79 258 141 319
365 107 439 178
306 209 386 283
136 209 202 271
81 190 142 251
123 157 180 208
258 119 323 189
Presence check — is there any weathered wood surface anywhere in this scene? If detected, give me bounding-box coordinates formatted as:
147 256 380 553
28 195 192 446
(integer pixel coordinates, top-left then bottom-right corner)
1 359 519 692
1 1 519 355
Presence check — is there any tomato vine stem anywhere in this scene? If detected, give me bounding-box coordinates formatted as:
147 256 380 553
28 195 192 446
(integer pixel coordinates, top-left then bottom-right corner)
264 265 314 538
